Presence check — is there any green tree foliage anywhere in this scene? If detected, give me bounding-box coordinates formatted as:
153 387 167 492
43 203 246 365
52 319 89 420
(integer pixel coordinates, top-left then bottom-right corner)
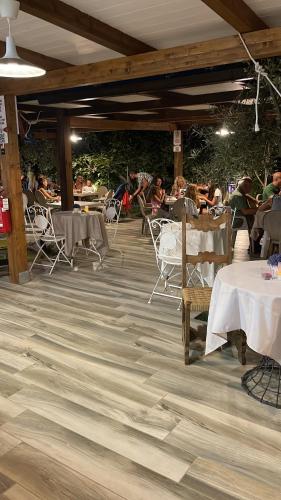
20 131 174 187
185 58 281 189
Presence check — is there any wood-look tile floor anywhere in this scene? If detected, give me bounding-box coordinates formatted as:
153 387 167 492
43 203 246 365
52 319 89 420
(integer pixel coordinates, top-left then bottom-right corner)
0 222 280 499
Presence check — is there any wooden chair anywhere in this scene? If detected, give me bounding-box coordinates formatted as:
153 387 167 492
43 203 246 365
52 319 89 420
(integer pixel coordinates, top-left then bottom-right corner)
182 212 235 365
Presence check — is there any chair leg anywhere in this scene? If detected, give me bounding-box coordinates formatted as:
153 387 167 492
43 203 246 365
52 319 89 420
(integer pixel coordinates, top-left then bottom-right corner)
182 301 190 365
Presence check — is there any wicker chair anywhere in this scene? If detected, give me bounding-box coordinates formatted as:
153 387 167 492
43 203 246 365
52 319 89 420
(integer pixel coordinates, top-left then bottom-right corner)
182 212 233 365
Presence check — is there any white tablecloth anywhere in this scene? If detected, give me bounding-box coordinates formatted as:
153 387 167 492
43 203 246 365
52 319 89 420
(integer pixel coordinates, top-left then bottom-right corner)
158 222 225 286
206 260 281 362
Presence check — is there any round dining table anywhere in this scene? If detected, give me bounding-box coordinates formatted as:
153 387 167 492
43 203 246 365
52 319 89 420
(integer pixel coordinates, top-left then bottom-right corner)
206 260 281 407
52 211 109 258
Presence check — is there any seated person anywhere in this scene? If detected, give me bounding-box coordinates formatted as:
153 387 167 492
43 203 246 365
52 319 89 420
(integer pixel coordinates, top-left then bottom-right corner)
82 180 94 193
150 177 166 215
74 175 85 192
129 171 153 201
200 182 223 208
185 184 200 210
229 177 257 232
262 171 281 201
171 176 187 198
38 177 60 202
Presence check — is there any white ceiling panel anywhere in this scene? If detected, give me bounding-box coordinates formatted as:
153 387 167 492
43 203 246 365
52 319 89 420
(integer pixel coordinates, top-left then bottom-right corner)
175 82 246 95
245 0 281 27
0 11 120 65
56 0 236 49
172 104 212 111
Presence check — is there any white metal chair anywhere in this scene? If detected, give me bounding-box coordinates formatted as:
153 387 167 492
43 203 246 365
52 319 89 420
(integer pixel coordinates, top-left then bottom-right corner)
103 198 122 241
27 206 71 275
97 185 108 198
148 218 202 307
148 217 182 305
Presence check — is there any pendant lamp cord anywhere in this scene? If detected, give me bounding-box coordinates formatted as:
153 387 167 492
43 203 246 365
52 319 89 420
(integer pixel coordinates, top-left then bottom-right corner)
7 18 11 36
238 33 281 132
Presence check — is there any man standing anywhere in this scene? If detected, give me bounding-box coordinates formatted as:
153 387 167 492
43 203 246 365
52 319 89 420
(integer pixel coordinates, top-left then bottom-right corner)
262 171 281 201
129 171 153 201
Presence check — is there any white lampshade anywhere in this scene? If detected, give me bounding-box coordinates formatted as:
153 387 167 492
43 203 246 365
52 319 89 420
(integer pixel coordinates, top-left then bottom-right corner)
0 35 46 78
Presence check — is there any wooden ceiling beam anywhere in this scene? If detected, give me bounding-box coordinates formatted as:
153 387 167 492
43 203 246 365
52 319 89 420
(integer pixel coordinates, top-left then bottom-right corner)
69 117 176 131
18 65 245 104
20 0 152 56
201 0 267 32
3 27 281 96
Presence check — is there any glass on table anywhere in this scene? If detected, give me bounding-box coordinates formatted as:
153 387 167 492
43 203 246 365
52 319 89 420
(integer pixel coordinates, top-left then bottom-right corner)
261 266 273 280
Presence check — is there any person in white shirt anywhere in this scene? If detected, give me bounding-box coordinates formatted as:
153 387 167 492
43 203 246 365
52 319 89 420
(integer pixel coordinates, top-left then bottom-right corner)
202 183 223 207
82 180 95 193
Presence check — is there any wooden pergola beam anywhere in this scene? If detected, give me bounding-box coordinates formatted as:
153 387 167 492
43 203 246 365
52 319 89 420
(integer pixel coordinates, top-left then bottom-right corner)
69 117 176 131
20 0 152 56
201 0 267 32
2 27 281 97
18 66 245 104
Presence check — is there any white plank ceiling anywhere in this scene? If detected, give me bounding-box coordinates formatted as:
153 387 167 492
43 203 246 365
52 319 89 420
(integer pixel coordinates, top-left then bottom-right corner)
1 0 281 66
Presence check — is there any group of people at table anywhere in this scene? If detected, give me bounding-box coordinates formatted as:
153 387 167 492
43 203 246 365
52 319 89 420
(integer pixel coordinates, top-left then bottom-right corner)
129 170 281 255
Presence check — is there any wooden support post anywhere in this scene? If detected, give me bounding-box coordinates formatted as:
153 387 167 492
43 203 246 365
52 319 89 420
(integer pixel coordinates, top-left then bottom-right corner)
0 95 29 284
57 111 73 211
174 130 183 178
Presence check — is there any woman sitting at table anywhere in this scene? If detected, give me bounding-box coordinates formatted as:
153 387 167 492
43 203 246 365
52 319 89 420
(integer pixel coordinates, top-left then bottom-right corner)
82 180 95 193
171 176 187 198
151 177 166 215
74 175 85 192
200 182 223 208
185 183 200 209
38 177 60 202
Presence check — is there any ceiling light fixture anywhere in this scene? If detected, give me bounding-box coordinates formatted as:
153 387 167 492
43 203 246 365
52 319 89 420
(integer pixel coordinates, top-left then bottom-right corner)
0 0 46 78
70 132 82 143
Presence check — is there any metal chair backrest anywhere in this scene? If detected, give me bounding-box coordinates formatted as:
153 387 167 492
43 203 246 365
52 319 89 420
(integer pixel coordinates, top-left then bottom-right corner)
209 205 227 217
97 185 108 197
148 217 178 268
182 212 232 287
26 205 53 236
263 211 281 241
105 189 114 200
104 198 122 222
171 198 198 221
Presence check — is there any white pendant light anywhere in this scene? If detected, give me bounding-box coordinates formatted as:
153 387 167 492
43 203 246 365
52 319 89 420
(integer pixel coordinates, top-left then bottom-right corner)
0 1 46 79
0 34 46 78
